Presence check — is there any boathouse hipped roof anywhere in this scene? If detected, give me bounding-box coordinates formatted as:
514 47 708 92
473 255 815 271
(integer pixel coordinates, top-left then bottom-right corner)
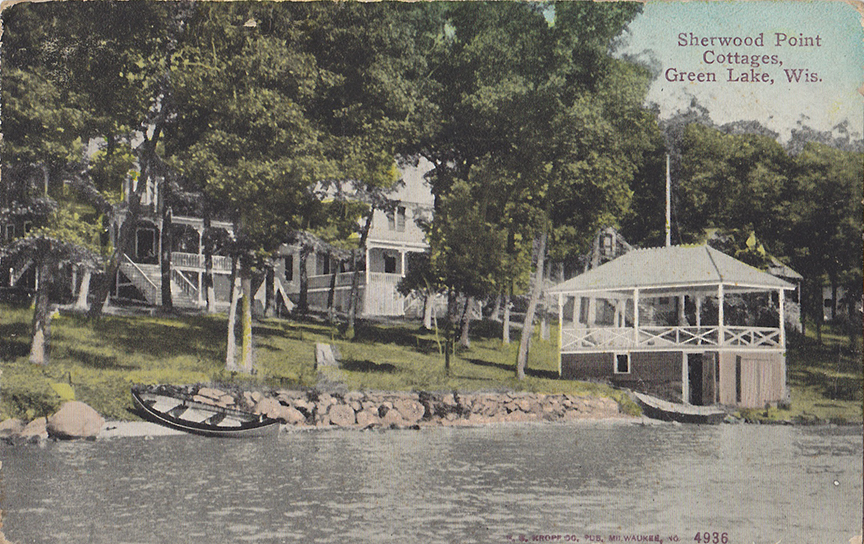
548 245 795 296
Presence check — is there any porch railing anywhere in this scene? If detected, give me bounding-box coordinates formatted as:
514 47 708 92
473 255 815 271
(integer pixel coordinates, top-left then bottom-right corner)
561 325 782 352
170 252 232 273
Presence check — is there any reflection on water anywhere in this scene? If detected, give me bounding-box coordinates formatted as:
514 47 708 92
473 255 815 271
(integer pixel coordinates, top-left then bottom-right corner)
1 423 861 544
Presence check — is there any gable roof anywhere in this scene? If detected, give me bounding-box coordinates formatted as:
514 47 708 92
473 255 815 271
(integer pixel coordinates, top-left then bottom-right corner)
548 245 795 295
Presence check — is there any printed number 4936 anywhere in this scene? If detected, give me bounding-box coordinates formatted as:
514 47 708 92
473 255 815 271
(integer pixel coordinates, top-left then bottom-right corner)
694 532 728 544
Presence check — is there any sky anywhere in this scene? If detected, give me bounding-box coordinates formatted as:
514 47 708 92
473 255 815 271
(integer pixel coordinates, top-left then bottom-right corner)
617 0 864 141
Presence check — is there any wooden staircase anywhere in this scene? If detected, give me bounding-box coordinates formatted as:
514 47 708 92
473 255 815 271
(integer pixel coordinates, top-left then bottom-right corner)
118 255 200 308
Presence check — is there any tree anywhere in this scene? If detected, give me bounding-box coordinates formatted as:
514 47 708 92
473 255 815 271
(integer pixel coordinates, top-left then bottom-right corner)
165 3 331 371
780 139 863 344
2 2 191 318
301 2 439 336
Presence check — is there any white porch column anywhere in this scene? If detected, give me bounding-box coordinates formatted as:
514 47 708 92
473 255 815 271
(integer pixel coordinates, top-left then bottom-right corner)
696 296 702 328
718 284 725 345
364 247 370 286
557 293 563 377
572 296 580 324
633 288 640 346
778 288 786 348
400 250 406 277
198 272 204 305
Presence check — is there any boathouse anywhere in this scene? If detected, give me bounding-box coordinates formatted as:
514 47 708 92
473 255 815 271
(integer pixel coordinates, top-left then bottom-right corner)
547 245 795 408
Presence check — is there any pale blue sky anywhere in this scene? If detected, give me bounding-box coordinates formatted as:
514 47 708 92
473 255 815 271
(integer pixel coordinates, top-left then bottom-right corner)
617 1 863 140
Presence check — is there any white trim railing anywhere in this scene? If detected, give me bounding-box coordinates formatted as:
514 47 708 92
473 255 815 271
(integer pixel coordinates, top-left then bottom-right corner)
171 252 232 273
171 268 199 300
119 254 160 304
561 325 782 352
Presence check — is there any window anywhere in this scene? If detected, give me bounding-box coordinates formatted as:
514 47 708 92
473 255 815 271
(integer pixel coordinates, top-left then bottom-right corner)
284 255 294 282
396 206 406 232
384 254 397 274
4 224 15 241
602 233 614 253
386 210 396 231
23 222 32 234
614 352 631 374
579 297 590 324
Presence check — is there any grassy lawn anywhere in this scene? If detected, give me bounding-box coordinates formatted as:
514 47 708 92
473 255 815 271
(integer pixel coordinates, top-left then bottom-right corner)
3 303 859 423
0 303 637 421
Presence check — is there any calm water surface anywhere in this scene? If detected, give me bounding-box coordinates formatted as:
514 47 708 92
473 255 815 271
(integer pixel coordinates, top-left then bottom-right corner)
1 422 861 544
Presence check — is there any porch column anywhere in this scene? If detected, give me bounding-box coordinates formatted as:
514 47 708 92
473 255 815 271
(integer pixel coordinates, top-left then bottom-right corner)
717 284 725 345
364 247 370 286
696 296 702 328
778 288 786 348
572 296 580 324
678 295 687 326
557 293 564 377
400 250 406 277
197 226 204 257
633 288 640 346
198 272 204 305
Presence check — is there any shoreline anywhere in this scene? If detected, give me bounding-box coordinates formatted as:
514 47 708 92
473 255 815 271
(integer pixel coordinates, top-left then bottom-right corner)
4 385 859 444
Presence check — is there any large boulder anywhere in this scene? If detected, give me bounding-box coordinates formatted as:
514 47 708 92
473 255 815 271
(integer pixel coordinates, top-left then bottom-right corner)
393 398 425 424
328 404 356 427
20 418 48 442
0 418 25 439
47 402 105 440
254 398 283 419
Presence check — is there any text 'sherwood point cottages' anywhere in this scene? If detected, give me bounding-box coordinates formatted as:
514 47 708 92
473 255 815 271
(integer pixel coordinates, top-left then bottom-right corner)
548 245 795 409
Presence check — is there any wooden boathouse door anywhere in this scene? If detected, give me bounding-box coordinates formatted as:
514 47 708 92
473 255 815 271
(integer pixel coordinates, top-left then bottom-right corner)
686 352 719 406
687 353 704 405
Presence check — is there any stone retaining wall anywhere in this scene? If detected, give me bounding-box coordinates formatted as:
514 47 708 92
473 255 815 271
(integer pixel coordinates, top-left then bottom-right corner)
252 389 625 429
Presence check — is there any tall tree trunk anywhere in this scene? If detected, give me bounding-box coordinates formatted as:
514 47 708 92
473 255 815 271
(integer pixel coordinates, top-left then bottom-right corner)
491 291 502 322
29 260 51 365
160 207 173 309
225 257 239 370
503 288 511 345
326 256 338 324
423 290 434 330
240 264 253 373
830 281 838 322
459 296 473 348
444 290 457 374
347 208 375 336
264 264 276 318
516 228 548 379
74 268 91 311
203 212 216 313
298 245 310 315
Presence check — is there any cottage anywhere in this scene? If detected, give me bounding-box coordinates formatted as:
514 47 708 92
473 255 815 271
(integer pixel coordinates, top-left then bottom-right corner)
103 158 435 317
547 245 795 408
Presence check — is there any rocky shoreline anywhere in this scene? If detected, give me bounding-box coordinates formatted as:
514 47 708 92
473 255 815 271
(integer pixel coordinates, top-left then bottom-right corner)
0 386 628 442
255 388 626 429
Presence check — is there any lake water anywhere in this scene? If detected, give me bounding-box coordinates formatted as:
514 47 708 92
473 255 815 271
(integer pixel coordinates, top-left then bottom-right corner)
1 422 861 544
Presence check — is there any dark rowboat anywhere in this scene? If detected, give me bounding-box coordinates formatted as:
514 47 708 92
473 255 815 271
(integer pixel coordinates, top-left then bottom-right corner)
632 391 727 425
131 386 279 437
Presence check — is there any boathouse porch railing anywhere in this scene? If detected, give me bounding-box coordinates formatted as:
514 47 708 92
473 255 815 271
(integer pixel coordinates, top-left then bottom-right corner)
560 325 782 352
